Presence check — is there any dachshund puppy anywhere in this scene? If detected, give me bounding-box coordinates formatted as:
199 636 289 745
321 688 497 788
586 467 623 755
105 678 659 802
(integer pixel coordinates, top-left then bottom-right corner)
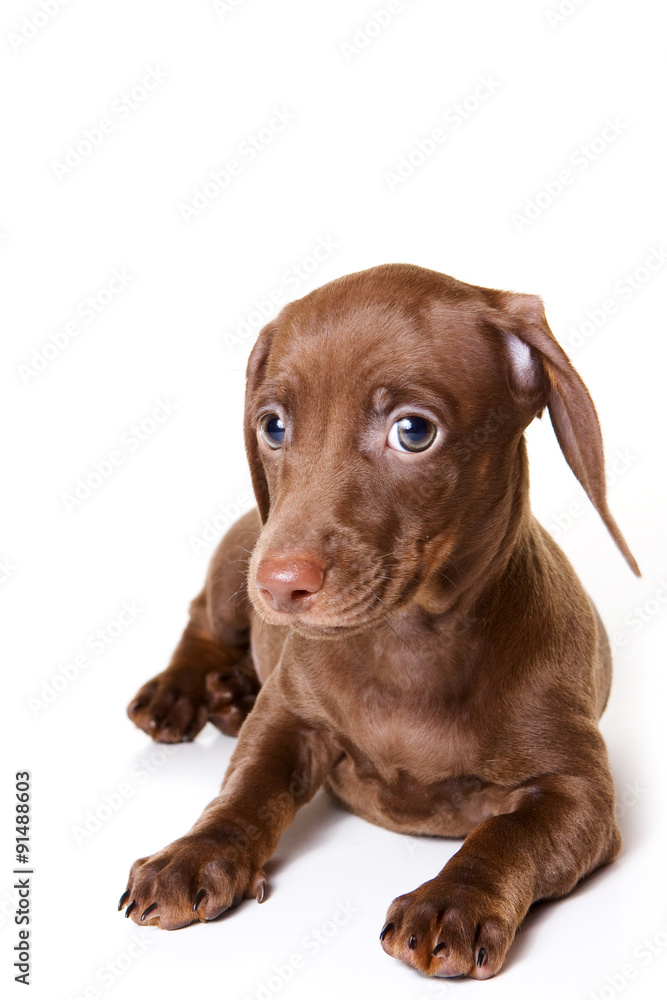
122 264 638 980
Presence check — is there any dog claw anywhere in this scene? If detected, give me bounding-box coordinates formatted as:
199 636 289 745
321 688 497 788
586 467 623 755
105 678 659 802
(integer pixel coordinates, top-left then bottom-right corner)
125 901 137 918
255 879 266 904
408 935 417 949
432 941 447 956
141 903 158 921
118 890 130 911
193 889 207 912
380 922 394 941
476 946 487 967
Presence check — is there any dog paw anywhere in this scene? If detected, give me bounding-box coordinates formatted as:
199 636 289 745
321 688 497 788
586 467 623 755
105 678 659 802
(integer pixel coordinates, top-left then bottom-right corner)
119 834 267 930
380 880 517 980
205 660 259 737
127 671 208 743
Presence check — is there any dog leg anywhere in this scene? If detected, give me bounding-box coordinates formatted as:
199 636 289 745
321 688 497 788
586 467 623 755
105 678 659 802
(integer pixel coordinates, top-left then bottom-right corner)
128 510 261 741
126 602 256 742
121 676 339 928
380 758 620 979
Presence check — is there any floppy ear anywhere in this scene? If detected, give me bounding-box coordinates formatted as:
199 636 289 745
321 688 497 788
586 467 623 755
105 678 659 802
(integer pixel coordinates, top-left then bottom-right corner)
490 290 640 577
243 324 275 524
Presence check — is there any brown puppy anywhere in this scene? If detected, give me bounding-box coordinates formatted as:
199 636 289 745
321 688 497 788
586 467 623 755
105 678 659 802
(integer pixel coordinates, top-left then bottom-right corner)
122 264 639 980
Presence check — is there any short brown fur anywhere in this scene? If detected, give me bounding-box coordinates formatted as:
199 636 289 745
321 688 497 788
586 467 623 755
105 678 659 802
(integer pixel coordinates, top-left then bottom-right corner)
123 264 638 979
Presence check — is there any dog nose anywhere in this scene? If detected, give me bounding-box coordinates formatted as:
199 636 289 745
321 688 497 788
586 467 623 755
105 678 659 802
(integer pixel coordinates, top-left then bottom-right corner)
255 553 325 614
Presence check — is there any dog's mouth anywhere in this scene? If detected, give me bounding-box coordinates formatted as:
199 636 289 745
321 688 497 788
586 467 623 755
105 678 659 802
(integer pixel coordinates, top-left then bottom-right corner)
247 564 422 638
254 603 392 639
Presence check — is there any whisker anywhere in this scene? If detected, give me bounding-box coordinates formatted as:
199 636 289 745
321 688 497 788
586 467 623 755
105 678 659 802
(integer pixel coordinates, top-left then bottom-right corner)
224 580 249 606
372 592 417 657
210 554 253 584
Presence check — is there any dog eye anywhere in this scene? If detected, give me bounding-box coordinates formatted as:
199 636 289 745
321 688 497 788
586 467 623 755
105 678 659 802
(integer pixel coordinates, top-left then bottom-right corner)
387 416 437 453
259 414 285 449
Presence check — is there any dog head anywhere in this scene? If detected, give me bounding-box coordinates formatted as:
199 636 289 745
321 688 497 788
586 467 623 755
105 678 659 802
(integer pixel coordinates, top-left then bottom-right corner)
242 264 639 636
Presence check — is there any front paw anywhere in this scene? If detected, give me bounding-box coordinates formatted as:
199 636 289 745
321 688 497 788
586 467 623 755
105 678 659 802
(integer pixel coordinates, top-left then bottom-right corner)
127 670 209 743
205 658 259 737
380 879 517 980
119 834 267 930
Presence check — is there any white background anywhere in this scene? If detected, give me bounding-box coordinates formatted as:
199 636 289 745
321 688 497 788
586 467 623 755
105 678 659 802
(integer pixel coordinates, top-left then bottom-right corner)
2 1 666 998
